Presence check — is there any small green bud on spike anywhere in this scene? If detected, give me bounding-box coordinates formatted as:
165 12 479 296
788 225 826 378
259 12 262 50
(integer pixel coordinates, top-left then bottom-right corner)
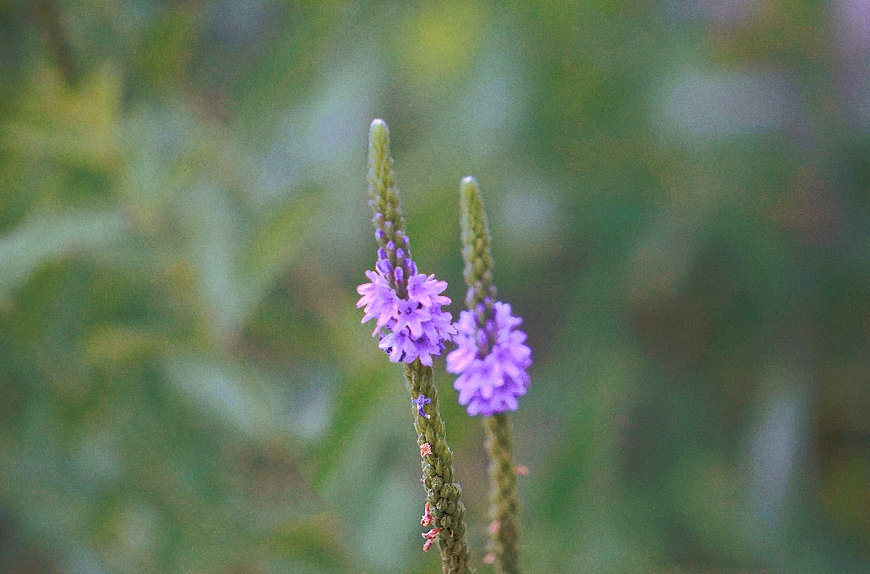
368 119 410 298
459 176 497 311
483 413 520 574
405 361 473 573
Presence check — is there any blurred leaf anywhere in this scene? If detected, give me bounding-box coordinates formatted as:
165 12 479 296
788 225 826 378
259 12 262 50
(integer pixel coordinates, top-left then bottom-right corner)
314 365 397 486
84 324 168 366
266 514 352 570
667 449 754 563
0 209 126 302
135 6 196 88
241 193 318 314
3 66 121 170
163 355 288 442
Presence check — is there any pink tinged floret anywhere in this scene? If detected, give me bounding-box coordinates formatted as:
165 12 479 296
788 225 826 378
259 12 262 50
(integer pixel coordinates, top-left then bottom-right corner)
420 502 434 526
357 270 398 332
445 344 475 373
422 528 442 552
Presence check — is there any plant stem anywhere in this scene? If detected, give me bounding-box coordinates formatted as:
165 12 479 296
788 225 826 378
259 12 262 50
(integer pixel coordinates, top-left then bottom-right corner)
484 413 520 574
405 360 473 574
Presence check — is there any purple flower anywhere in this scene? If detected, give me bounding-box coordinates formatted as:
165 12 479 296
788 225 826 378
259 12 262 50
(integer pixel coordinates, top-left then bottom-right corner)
446 302 531 416
356 270 398 333
357 266 457 367
412 394 432 418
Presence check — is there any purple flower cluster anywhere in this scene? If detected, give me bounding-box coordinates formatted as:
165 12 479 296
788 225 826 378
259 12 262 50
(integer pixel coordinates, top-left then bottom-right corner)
357 247 456 366
446 301 531 416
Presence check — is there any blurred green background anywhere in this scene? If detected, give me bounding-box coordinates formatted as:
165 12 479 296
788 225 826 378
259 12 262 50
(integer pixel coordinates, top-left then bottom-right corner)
1 0 869 572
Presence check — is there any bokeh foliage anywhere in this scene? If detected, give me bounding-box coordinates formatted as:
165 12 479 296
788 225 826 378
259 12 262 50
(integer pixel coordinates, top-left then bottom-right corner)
1 1 869 572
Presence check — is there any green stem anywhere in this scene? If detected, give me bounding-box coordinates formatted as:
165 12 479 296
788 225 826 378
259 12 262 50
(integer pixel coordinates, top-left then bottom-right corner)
484 414 520 574
405 360 473 574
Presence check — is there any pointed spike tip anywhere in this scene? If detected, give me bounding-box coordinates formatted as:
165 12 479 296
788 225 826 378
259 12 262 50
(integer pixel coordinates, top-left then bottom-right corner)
460 175 478 188
369 118 389 139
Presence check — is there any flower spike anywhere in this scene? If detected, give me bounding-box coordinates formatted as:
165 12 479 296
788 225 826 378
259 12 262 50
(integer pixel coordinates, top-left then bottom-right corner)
357 120 471 574
357 120 456 367
447 176 532 417
447 175 529 574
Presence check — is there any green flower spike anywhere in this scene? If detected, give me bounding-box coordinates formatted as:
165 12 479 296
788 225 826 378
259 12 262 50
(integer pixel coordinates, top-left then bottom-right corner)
458 176 522 574
407 361 473 573
364 119 473 573
459 176 498 313
367 118 410 299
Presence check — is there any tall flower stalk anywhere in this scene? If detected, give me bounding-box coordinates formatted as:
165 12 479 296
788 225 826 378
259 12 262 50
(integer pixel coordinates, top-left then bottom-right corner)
447 176 532 574
357 119 472 573
407 360 473 573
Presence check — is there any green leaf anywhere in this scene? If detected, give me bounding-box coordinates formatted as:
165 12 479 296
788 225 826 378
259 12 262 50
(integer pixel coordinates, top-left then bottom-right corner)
0 209 126 302
163 355 288 442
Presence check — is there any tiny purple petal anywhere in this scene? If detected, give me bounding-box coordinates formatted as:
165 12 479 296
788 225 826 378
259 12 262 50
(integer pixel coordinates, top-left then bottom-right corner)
377 259 393 275
375 229 386 241
396 247 405 260
412 394 432 418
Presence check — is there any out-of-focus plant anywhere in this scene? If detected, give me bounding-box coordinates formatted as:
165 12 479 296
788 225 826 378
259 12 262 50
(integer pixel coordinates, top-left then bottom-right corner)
448 176 531 573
